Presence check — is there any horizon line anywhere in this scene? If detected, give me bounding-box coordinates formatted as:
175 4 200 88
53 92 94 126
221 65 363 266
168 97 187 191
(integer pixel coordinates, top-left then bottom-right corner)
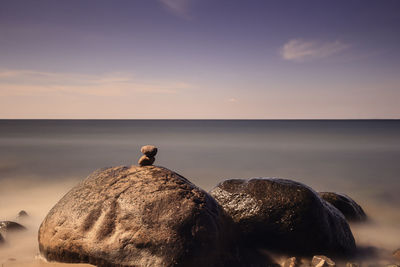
0 118 399 121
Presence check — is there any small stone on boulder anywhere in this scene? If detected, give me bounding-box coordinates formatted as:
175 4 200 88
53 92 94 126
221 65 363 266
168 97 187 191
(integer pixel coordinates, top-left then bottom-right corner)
138 155 155 166
311 255 335 267
140 145 158 157
210 178 356 256
319 192 366 222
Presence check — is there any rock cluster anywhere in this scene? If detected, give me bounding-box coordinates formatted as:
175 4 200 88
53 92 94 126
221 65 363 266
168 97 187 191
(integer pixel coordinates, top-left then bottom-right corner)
210 178 356 256
38 146 371 267
138 145 158 166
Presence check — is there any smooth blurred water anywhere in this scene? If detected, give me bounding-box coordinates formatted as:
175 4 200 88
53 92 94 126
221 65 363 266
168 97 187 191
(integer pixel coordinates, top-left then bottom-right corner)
1 120 399 195
1 120 400 263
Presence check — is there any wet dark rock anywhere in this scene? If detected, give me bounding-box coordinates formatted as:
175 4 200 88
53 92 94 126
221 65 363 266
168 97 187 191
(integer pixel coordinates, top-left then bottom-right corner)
210 178 356 256
0 233 4 244
140 145 158 157
138 155 155 166
0 221 26 233
319 192 366 222
39 165 241 267
311 255 335 267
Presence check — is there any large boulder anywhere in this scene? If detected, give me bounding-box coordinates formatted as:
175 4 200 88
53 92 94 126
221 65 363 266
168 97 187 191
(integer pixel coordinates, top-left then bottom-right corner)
319 192 366 222
39 166 238 267
210 178 356 256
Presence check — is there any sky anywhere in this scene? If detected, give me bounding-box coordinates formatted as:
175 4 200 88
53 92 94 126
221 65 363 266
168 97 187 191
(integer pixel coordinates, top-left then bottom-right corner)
0 0 399 119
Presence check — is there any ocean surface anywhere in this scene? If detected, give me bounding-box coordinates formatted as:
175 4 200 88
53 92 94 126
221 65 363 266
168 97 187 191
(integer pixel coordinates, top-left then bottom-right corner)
0 120 399 265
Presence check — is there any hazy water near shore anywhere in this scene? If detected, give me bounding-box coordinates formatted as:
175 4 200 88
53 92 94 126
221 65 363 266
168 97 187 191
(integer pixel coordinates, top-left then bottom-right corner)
1 120 399 266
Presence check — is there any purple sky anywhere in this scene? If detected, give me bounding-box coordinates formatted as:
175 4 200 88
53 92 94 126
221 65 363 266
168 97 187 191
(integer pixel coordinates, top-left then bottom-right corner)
1 0 399 119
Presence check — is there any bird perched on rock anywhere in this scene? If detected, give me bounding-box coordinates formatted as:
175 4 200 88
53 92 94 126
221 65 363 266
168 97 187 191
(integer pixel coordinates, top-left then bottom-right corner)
138 145 158 166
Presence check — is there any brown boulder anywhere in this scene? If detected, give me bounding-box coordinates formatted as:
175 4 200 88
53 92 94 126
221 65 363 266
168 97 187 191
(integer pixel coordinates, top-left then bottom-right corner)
39 166 238 267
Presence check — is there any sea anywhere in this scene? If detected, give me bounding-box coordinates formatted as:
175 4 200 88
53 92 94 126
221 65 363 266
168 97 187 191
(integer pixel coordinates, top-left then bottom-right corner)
0 120 399 265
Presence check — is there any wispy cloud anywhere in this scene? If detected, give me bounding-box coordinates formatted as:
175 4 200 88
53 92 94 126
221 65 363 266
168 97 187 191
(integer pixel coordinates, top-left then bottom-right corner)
0 69 191 96
227 97 238 103
159 0 192 19
281 39 350 62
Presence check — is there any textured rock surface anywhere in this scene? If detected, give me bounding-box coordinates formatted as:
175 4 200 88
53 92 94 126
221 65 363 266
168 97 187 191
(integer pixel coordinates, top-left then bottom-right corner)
0 221 26 233
39 166 238 267
311 255 335 267
319 192 366 222
210 178 356 256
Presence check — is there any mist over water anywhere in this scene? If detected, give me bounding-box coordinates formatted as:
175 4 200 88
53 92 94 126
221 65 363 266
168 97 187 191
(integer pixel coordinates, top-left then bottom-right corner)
1 120 399 265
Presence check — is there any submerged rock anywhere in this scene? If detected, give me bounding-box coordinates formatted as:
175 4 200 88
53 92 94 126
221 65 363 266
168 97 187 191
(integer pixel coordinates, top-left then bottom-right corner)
0 221 26 233
319 192 366 222
311 255 335 267
210 178 356 256
39 165 239 267
17 210 29 219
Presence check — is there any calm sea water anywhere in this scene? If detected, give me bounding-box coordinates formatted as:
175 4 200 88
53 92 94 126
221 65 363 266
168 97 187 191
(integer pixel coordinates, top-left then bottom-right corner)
1 120 399 194
0 120 400 264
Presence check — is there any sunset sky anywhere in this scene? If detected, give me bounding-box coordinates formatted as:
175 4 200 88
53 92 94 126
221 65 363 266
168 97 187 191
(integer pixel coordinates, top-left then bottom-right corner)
1 0 399 119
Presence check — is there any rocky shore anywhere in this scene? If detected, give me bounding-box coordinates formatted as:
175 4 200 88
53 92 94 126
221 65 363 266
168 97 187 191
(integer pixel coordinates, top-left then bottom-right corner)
2 146 400 267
